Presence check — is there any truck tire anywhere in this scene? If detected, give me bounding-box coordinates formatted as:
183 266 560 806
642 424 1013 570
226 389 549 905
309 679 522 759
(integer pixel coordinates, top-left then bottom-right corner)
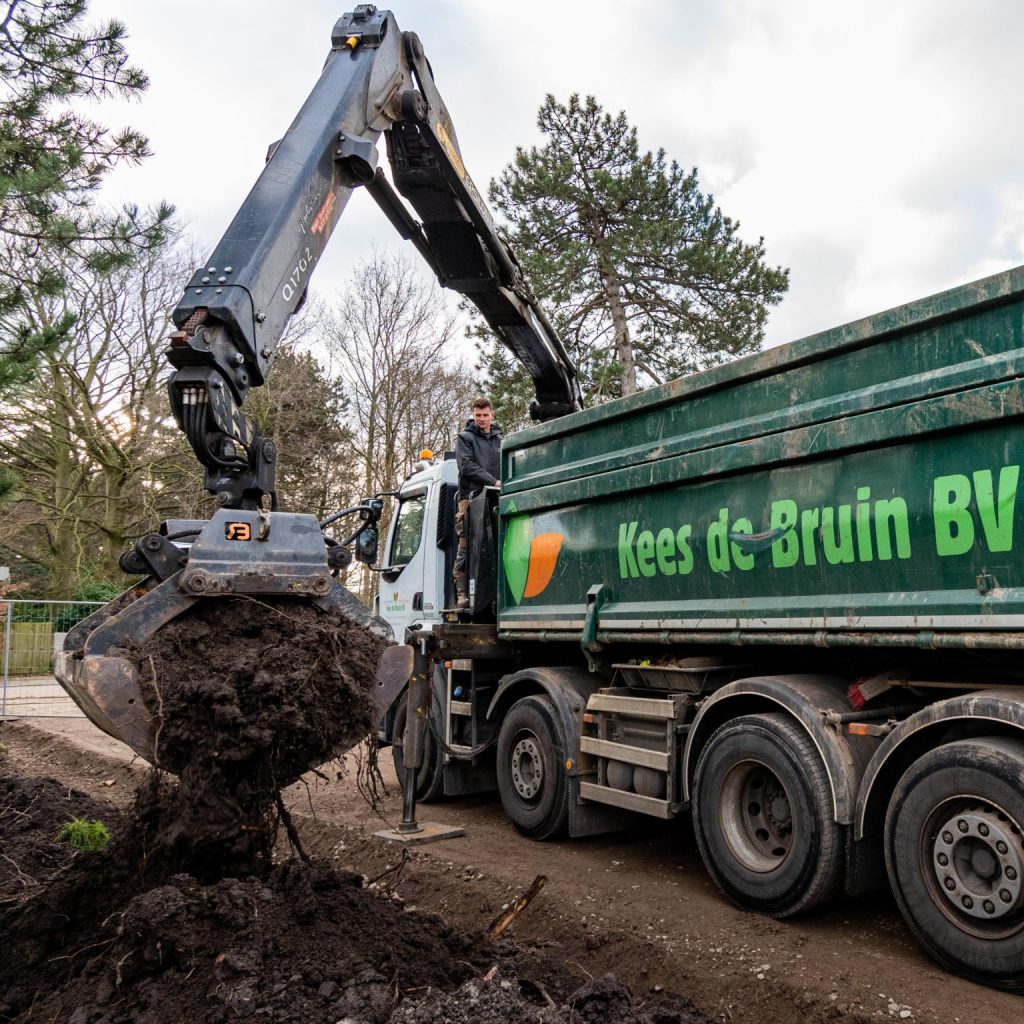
692 713 843 917
496 695 569 840
392 685 444 804
884 737 1024 992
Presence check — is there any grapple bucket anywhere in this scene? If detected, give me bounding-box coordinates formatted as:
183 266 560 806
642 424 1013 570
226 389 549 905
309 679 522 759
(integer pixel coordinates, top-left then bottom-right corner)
54 510 410 766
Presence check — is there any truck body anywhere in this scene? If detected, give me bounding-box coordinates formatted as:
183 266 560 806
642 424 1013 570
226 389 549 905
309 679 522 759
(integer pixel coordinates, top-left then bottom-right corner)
499 265 1024 638
382 264 1024 991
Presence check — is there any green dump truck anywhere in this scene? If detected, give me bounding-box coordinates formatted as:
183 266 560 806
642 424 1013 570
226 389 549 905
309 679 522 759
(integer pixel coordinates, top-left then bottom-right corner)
382 264 1024 991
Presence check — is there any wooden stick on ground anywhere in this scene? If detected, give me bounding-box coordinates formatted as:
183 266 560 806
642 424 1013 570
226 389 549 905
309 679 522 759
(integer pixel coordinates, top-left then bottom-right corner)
486 873 547 941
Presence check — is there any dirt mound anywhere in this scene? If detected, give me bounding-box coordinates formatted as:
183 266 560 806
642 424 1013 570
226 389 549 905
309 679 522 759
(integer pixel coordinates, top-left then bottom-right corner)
0 773 125 904
0 774 125 913
0 773 468 1022
2 814 710 1024
9 858 487 1023
0 753 713 1023
1 595 717 1024
0 774 131 1019
122 597 385 874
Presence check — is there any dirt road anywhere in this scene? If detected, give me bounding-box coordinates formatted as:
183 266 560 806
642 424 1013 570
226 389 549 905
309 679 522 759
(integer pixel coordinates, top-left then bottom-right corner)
2 717 1020 1024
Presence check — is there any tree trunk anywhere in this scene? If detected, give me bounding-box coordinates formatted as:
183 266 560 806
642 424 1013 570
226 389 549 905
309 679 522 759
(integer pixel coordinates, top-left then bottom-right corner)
599 263 637 396
48 362 84 596
584 205 637 398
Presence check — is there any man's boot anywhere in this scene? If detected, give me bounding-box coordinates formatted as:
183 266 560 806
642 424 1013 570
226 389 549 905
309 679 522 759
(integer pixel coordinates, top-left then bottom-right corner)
454 573 469 611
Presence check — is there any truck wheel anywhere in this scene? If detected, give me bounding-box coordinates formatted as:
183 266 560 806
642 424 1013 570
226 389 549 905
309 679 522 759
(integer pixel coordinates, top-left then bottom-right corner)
392 686 444 804
884 737 1024 992
692 713 843 917
496 695 569 841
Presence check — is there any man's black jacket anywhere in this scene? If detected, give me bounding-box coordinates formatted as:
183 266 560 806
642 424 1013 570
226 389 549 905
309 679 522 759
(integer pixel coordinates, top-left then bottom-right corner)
456 419 502 499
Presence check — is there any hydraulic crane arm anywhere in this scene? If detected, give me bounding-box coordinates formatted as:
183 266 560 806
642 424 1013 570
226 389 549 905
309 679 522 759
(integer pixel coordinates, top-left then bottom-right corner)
169 5 582 510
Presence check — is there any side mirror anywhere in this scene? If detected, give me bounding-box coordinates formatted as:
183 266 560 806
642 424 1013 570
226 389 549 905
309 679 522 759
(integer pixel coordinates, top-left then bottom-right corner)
354 525 379 565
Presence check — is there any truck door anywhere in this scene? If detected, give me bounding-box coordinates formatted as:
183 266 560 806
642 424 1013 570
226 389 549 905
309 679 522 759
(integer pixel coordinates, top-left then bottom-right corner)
378 487 428 639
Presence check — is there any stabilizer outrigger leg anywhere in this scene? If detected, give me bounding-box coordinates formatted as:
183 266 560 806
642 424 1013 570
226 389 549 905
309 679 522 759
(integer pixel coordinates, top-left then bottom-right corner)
374 630 465 846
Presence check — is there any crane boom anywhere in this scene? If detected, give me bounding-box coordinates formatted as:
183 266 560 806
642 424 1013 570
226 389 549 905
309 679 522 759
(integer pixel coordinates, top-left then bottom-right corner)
168 5 581 510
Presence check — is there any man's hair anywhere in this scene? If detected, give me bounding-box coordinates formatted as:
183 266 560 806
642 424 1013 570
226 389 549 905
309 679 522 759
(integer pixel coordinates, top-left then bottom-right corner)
471 397 492 411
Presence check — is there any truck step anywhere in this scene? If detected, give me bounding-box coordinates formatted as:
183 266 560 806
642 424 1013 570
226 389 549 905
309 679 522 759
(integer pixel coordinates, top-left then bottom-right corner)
587 692 687 719
579 781 675 819
579 736 669 771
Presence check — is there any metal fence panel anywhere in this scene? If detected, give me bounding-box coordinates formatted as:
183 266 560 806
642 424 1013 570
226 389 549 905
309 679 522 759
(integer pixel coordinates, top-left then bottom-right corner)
0 600 103 718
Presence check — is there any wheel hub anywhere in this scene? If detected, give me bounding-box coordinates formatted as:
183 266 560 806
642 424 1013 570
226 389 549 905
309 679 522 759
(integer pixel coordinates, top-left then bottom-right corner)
767 792 792 833
931 806 1024 921
511 735 543 800
719 761 793 872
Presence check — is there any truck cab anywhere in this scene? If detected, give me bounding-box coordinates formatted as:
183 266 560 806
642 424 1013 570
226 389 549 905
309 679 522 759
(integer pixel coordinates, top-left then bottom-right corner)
376 451 510 803
375 452 457 642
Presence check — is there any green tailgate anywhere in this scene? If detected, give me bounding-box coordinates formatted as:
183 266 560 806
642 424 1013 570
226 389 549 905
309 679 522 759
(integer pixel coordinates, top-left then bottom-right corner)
498 266 1024 638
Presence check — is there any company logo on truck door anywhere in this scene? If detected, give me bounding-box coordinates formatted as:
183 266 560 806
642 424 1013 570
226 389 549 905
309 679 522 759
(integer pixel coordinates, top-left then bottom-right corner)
617 466 1020 578
502 514 564 603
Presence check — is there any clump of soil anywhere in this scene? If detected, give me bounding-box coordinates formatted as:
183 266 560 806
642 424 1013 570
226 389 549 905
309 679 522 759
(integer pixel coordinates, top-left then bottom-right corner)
392 970 708 1023
122 597 385 875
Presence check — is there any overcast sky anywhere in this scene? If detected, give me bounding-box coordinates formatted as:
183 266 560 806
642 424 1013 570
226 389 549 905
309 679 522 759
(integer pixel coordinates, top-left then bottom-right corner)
88 0 1024 352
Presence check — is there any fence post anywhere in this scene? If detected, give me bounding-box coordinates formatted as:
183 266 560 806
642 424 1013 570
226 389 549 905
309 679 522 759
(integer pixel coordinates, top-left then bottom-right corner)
1 600 12 717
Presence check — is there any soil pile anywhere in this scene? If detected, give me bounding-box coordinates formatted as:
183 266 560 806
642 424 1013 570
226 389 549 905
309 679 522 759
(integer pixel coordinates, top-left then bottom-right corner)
0 597 715 1023
1 776 710 1024
9 858 487 1023
1 774 133 1019
122 597 385 873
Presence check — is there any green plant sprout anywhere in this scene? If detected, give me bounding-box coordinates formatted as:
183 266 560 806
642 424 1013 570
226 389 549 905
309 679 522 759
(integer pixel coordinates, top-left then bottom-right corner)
57 818 111 852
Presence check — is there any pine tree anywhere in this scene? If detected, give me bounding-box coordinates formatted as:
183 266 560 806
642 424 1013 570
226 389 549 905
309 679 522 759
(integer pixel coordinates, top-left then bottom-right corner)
480 94 788 414
0 0 173 395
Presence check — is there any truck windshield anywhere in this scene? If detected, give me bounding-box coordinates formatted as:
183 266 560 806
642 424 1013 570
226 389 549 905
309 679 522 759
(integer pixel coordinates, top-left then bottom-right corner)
389 492 426 567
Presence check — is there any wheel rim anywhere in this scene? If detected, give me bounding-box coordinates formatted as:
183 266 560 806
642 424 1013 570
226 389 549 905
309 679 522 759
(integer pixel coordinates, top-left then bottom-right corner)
510 731 544 802
718 759 794 872
922 799 1024 937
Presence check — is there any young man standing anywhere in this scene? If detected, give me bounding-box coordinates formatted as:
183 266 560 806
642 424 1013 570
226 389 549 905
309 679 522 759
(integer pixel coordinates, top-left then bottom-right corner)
453 397 501 610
